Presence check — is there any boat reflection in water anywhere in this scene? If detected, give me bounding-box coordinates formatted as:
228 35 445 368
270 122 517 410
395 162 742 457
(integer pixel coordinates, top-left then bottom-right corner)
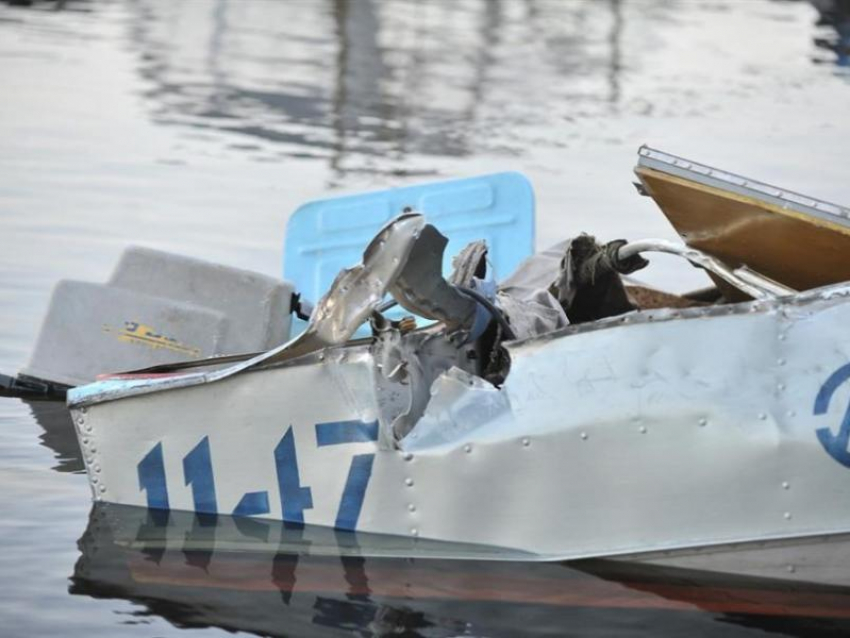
71 504 850 637
24 400 83 474
812 0 850 66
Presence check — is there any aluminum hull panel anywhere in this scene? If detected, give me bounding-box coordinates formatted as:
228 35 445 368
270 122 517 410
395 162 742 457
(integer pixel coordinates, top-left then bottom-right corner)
71 285 850 559
621 532 850 588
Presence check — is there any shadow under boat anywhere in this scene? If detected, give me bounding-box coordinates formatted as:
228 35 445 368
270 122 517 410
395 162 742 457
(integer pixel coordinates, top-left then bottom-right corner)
70 503 850 638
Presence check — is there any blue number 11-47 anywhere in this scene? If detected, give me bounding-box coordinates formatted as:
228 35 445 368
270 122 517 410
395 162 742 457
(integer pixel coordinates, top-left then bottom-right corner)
136 420 378 530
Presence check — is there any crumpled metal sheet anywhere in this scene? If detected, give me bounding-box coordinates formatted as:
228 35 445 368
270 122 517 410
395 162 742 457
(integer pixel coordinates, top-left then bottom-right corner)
372 327 478 444
400 367 515 452
267 212 427 363
449 240 488 287
388 223 477 333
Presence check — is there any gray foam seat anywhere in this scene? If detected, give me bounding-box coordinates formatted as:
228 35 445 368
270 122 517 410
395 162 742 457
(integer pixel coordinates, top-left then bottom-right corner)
20 247 293 386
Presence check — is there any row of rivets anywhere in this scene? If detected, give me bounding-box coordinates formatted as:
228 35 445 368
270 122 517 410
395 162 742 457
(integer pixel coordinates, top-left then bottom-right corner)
77 411 103 494
401 447 417 534
643 148 850 220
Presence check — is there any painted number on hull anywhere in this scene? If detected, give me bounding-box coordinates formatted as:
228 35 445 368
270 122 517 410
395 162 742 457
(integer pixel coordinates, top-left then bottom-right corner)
815 362 850 467
136 420 379 530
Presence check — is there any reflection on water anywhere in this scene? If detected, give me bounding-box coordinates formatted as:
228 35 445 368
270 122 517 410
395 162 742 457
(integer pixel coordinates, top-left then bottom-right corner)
127 0 634 180
71 504 850 638
812 0 850 65
25 399 83 473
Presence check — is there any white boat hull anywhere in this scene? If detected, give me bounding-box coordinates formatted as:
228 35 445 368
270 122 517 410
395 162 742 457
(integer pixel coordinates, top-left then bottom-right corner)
70 284 850 560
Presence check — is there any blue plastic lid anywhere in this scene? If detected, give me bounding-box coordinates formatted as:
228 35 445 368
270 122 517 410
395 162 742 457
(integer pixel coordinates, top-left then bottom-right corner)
284 172 535 335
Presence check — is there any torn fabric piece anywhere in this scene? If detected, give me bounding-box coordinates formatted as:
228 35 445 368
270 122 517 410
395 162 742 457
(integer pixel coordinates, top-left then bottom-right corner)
496 240 570 339
552 235 648 324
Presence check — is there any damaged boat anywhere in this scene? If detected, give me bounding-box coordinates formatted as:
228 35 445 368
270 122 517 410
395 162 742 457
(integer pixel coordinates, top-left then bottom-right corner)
66 147 850 564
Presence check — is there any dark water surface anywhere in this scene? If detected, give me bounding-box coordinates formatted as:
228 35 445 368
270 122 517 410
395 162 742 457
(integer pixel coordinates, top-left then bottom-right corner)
1 1 850 636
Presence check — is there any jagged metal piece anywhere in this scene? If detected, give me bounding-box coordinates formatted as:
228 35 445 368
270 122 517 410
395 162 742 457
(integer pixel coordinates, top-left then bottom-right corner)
388 224 478 332
69 213 427 405
262 212 427 364
449 240 488 287
372 326 477 445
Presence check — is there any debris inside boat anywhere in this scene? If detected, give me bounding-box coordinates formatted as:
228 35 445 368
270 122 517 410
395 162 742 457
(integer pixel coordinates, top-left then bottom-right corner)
10 145 850 566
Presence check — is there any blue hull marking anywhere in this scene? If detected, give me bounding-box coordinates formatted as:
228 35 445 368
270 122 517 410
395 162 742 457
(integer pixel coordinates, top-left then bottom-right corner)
135 420 379 524
233 491 271 517
815 362 850 468
275 427 313 524
335 454 376 531
315 419 378 531
138 442 169 510
316 420 379 446
183 436 218 514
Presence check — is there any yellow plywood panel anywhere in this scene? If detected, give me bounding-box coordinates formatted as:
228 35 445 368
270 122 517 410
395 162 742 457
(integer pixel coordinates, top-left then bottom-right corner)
636 167 850 292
